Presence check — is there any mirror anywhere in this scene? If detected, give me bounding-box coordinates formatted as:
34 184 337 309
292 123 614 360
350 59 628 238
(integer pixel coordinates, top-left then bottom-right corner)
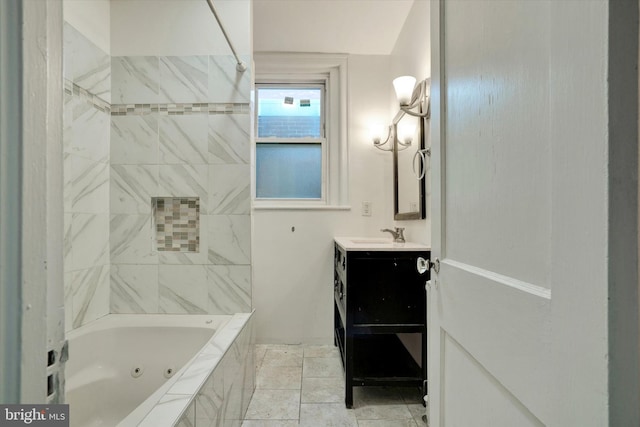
393 109 426 220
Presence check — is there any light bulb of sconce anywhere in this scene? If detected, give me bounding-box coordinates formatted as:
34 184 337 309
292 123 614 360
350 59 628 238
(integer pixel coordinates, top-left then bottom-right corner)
398 122 416 145
370 123 385 145
393 75 417 106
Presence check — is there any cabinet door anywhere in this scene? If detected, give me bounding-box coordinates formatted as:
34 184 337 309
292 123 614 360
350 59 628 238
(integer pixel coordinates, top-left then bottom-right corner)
349 253 427 325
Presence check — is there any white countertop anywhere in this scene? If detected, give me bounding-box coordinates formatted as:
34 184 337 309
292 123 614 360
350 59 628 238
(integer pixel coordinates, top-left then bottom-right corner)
334 237 431 252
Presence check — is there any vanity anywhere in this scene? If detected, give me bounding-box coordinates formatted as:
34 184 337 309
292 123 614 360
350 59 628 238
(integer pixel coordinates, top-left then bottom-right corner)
333 237 430 408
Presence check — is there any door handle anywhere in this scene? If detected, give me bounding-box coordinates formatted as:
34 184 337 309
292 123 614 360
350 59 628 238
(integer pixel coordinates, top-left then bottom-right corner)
431 257 440 274
416 257 429 274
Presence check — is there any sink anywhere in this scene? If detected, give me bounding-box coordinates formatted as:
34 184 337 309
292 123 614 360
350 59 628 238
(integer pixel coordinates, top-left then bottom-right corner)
334 236 430 252
348 238 392 244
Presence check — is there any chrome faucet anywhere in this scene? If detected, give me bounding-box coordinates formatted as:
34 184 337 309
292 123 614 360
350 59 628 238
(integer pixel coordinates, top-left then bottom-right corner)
380 227 405 243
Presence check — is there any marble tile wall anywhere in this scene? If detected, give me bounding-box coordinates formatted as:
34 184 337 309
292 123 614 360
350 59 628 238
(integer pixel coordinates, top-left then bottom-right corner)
63 22 111 331
109 54 252 316
63 21 253 328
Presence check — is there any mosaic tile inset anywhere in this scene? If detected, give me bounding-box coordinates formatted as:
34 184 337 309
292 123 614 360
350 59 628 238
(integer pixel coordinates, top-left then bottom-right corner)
152 197 200 252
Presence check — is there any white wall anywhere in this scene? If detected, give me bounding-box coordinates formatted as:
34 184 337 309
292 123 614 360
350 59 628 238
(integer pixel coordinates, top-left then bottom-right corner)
389 0 431 244
110 0 250 56
252 55 396 344
388 0 431 363
252 0 413 55
390 1 431 88
63 0 110 54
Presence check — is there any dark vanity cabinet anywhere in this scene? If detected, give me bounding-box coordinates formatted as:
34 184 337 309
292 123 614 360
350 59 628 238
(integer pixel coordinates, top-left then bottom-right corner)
333 240 430 408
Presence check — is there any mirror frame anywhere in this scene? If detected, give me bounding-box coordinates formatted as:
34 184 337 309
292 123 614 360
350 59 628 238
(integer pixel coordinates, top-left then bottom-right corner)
392 109 426 220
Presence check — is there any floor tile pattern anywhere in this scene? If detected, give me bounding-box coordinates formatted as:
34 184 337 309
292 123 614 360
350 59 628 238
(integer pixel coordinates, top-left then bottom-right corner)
243 345 428 426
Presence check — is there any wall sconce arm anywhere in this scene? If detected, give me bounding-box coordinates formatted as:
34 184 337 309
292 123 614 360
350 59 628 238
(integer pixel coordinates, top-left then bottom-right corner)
373 125 394 151
400 79 431 118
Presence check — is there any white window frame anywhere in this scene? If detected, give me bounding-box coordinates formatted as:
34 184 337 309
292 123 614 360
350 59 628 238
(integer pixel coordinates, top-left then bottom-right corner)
255 82 327 203
253 53 349 210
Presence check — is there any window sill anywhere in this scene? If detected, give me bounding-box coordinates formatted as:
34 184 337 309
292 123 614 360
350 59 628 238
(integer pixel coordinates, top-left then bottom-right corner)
252 204 351 211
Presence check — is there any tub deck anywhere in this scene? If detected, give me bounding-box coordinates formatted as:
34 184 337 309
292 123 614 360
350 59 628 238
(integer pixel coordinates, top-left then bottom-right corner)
65 313 255 427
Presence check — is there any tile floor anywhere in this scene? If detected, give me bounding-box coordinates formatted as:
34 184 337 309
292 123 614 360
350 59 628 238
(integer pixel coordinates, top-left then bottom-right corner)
242 344 428 426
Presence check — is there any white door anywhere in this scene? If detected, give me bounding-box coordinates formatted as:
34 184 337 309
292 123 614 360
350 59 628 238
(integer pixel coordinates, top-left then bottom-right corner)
427 1 629 425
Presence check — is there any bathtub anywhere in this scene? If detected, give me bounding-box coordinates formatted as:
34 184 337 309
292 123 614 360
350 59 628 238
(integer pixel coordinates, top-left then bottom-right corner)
65 313 255 427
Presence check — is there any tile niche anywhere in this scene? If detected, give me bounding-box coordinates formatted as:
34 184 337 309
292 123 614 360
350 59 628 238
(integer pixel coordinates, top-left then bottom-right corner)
152 197 200 253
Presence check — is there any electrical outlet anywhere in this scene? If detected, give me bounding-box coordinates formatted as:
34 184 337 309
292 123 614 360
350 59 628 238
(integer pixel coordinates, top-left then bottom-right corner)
362 201 372 216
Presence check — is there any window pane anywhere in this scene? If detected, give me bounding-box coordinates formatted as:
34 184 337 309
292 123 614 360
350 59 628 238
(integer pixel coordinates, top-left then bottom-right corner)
256 143 322 199
257 88 322 138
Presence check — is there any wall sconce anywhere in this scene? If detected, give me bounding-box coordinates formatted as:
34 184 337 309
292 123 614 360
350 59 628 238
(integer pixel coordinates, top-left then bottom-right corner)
372 77 430 152
392 76 430 118
371 124 413 152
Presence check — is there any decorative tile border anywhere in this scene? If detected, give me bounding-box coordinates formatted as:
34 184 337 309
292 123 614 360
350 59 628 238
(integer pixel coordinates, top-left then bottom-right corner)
152 197 200 253
65 79 111 113
64 78 250 116
111 102 250 116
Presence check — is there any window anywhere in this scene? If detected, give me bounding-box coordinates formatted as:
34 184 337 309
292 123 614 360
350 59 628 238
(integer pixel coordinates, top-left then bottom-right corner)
254 54 349 208
255 85 325 200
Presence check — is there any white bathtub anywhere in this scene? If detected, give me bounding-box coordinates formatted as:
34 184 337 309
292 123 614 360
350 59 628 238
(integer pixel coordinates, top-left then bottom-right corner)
65 313 255 427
